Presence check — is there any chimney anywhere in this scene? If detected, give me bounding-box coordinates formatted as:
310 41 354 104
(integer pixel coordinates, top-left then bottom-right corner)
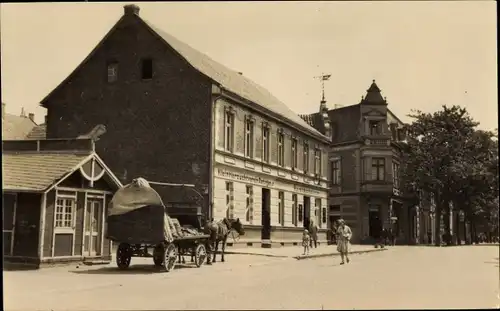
28 113 35 122
20 107 26 117
124 4 140 16
2 102 5 118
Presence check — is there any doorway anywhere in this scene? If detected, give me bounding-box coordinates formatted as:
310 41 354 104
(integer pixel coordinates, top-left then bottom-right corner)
303 196 311 229
84 199 103 257
369 207 382 239
261 188 271 240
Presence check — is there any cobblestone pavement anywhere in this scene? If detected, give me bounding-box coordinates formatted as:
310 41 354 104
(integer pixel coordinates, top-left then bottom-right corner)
4 246 498 310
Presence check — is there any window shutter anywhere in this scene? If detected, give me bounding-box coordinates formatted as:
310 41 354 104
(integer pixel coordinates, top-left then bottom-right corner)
284 134 291 168
255 124 262 159
270 128 277 163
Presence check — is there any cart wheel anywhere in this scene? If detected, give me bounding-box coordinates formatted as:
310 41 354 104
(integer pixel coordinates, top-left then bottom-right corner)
194 244 207 268
153 245 164 267
163 244 178 272
116 243 131 270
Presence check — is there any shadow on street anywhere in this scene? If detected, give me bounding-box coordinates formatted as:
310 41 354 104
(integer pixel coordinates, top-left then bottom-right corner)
70 263 200 275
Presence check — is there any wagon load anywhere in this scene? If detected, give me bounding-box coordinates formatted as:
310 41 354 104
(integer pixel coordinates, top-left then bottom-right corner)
108 177 177 243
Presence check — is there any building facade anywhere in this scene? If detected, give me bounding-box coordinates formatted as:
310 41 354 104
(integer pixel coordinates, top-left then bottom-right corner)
40 4 330 246
301 81 412 244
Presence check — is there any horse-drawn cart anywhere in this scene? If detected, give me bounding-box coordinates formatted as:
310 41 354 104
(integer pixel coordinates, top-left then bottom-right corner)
106 178 210 272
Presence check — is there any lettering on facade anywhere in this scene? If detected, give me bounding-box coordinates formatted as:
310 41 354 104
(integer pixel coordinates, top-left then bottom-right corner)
217 169 275 186
293 185 321 195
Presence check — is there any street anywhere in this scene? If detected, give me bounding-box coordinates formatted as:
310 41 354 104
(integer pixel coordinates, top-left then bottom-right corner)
4 245 499 310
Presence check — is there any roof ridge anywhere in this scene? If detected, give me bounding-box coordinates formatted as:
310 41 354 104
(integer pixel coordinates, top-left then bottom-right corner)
141 17 329 141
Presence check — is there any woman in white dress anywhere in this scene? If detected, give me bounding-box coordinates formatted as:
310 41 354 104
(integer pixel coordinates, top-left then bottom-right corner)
336 219 352 265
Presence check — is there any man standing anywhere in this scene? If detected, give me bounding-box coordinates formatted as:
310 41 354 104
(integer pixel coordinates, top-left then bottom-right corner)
336 219 352 265
309 219 318 248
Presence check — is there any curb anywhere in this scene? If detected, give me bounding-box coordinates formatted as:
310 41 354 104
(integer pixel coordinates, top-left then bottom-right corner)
222 248 387 259
221 251 290 258
294 248 388 260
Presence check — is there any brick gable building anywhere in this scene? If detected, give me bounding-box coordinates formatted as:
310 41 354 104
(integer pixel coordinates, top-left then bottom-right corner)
41 4 331 246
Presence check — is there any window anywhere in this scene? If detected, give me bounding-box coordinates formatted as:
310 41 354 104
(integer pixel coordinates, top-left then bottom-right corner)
277 131 284 167
371 158 385 181
369 120 382 135
298 204 303 222
322 207 327 224
314 148 321 175
225 182 234 219
245 185 254 224
107 62 118 83
291 138 298 169
224 111 234 152
244 118 254 158
141 58 153 79
55 198 75 228
315 198 322 227
278 191 285 226
390 124 397 140
392 162 400 189
292 194 298 226
303 143 309 173
262 125 270 163
331 160 341 185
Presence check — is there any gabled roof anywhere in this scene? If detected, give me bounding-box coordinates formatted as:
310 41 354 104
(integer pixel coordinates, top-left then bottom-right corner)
39 5 328 142
2 151 122 192
26 124 47 140
2 112 37 140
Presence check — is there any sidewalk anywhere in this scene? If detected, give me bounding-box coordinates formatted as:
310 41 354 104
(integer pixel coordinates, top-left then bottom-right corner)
224 244 388 260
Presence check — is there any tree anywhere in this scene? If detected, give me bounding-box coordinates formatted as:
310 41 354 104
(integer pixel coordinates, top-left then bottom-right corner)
401 105 479 246
450 129 498 243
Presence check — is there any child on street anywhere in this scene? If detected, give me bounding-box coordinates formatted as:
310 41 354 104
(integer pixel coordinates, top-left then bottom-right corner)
302 229 311 255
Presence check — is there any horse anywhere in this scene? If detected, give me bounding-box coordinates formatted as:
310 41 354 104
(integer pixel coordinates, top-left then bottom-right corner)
204 217 245 263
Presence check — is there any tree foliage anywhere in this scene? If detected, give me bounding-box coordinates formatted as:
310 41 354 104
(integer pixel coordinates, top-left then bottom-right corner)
401 105 498 245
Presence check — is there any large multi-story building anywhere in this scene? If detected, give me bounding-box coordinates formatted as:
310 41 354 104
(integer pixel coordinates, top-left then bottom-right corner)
40 4 331 246
301 81 413 244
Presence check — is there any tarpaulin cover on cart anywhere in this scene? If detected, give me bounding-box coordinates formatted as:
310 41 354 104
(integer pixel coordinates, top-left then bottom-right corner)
109 177 174 243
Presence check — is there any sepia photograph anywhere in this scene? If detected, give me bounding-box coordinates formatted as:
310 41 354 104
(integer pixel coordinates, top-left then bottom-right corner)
1 1 498 310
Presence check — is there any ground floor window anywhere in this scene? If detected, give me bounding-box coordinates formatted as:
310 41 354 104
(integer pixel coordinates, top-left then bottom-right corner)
245 185 253 224
298 204 303 222
56 198 75 228
225 182 234 219
322 207 327 225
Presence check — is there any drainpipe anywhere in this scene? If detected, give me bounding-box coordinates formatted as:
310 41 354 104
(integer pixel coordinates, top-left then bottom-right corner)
209 86 223 221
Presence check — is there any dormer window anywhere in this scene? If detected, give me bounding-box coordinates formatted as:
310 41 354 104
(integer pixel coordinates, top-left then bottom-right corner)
369 120 382 135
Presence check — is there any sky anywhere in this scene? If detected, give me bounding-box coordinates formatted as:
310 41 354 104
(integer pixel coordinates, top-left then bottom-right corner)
1 1 497 130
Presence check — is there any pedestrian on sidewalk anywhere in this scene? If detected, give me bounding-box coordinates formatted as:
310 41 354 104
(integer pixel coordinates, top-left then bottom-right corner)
309 219 318 248
336 219 352 265
302 229 311 255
